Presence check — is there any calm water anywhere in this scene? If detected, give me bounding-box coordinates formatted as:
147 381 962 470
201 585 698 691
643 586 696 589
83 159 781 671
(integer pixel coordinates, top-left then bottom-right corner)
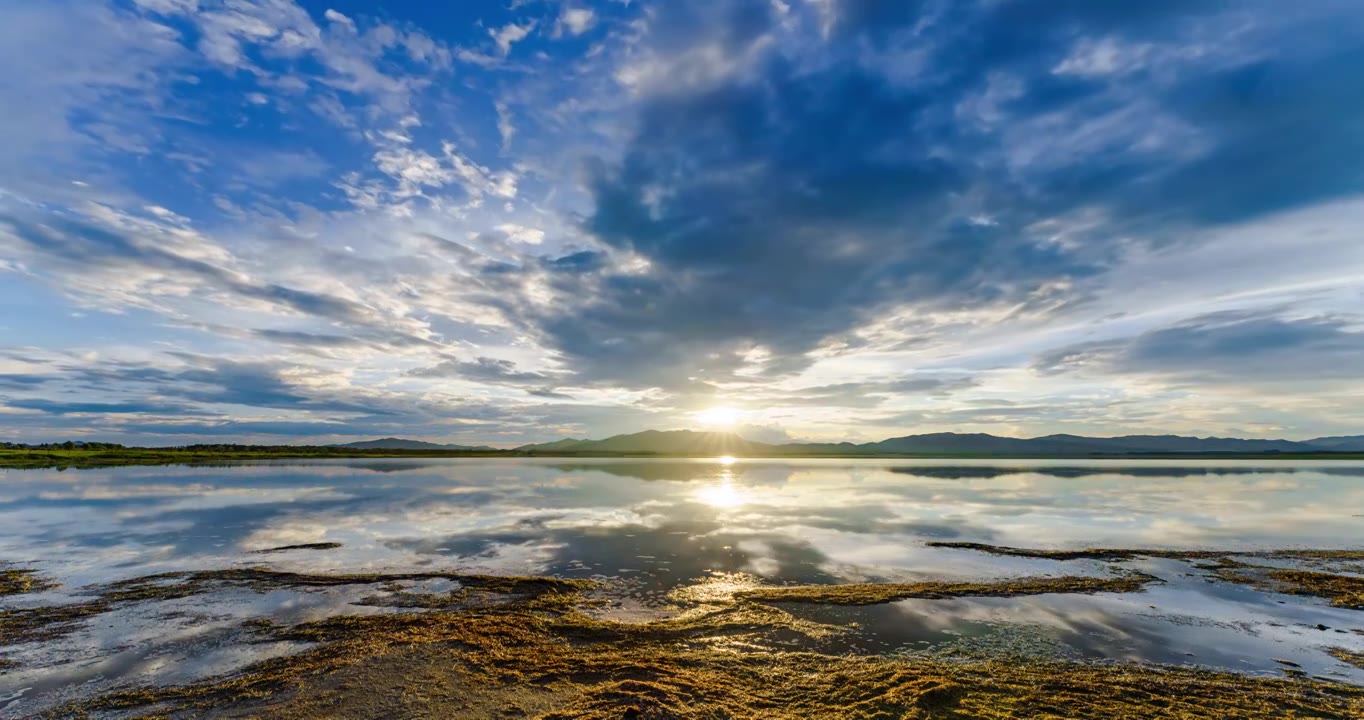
3 458 1364 715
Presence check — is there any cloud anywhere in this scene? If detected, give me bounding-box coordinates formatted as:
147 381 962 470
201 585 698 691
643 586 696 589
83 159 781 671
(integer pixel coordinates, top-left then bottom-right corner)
491 21 536 56
483 0 1364 396
408 357 556 385
1035 311 1364 385
0 374 48 388
748 376 979 409
0 210 384 329
2 0 1364 443
495 100 516 150
0 0 185 188
5 399 192 415
557 8 596 37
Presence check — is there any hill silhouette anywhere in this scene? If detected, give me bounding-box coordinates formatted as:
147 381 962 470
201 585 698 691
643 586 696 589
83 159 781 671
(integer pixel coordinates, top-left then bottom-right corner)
507 429 1353 455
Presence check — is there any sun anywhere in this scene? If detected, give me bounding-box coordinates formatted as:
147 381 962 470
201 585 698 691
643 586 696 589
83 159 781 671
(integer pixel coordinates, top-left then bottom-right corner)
694 406 741 428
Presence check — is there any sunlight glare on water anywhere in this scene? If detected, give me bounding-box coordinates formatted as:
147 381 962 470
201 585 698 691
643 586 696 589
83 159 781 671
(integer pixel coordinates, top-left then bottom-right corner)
696 458 744 507
3 457 1364 718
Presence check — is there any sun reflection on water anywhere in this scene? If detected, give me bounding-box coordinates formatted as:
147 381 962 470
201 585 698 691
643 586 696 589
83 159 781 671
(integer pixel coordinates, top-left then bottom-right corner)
696 481 744 508
697 457 745 507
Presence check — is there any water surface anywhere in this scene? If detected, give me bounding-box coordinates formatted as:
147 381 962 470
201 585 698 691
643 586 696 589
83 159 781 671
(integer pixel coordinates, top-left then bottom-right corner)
3 458 1364 716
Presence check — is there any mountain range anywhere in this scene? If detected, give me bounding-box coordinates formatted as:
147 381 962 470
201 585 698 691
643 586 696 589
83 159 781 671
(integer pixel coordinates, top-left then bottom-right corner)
509 430 1364 455
330 430 1364 455
334 437 496 451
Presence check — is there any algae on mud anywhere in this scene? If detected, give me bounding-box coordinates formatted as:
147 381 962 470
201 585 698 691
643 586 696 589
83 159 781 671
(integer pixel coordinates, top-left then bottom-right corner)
1211 565 1364 610
733 573 1156 605
930 541 1364 611
928 541 1364 562
0 568 56 596
1332 647 1364 670
1 567 590 646
44 571 1364 720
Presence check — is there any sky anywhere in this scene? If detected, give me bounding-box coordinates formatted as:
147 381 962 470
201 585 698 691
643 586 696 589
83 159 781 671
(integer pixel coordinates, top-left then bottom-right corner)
1 0 1363 447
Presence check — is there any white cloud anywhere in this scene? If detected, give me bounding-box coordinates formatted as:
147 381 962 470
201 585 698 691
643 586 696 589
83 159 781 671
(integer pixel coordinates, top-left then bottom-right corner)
142 0 450 117
1052 37 1151 77
495 223 545 245
323 8 355 31
131 0 199 14
495 101 516 150
557 7 596 37
490 21 535 56
374 147 455 194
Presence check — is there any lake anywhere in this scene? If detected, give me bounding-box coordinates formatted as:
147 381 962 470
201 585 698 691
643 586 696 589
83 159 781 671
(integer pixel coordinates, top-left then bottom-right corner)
3 458 1364 716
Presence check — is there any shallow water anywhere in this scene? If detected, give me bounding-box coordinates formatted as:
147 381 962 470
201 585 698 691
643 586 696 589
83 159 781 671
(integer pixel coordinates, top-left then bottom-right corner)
3 458 1364 716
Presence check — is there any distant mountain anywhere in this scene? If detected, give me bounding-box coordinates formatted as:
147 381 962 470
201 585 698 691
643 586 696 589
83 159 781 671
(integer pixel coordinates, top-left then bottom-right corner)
335 438 494 451
1307 435 1364 451
806 432 1316 455
860 432 1050 455
1028 434 1314 454
517 438 588 452
517 430 772 455
516 430 1338 456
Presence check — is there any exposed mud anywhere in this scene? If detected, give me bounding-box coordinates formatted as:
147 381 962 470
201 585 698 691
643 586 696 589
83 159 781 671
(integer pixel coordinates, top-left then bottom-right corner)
0 568 56 597
43 575 1364 720
928 542 1364 562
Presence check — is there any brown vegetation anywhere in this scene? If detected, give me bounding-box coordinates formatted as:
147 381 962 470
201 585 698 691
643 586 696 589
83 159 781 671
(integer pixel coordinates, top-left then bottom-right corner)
1212 565 1364 609
1329 647 1364 670
19 566 1364 719
734 573 1157 605
52 585 1364 720
928 541 1364 562
1 567 590 646
0 567 57 596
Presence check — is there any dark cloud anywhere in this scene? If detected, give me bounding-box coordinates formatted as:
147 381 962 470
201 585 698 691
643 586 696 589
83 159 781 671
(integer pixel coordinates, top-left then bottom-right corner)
4 398 192 415
494 0 1363 390
0 349 671 444
250 329 367 348
0 373 48 388
114 420 446 438
0 213 451 361
408 356 554 384
762 376 978 408
3 356 406 427
1146 29 1364 223
526 388 574 400
1035 311 1364 384
151 356 397 415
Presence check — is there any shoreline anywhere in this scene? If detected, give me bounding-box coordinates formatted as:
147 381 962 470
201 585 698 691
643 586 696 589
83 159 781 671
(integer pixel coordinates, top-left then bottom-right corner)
6 557 1363 719
4 447 1364 469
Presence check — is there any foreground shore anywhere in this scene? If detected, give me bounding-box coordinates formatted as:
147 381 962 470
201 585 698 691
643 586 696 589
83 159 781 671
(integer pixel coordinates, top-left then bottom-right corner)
5 546 1364 719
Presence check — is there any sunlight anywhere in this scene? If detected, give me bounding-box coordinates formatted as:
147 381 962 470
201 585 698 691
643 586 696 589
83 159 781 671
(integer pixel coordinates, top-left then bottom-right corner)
694 406 741 428
696 481 744 508
696 459 745 508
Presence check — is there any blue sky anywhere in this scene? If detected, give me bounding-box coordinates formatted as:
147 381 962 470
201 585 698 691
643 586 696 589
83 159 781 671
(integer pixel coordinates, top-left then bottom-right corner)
2 0 1363 446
